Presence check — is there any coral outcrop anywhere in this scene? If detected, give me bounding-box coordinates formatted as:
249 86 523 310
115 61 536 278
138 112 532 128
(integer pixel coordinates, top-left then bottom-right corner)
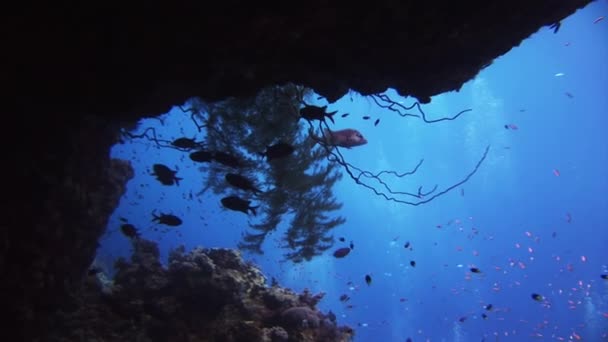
46 239 353 342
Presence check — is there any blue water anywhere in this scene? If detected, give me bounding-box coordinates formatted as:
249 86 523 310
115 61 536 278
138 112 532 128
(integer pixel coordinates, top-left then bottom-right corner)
98 3 608 341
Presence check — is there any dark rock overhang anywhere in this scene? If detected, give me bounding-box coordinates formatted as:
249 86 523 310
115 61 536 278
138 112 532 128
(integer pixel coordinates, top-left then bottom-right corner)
8 1 590 121
2 1 592 340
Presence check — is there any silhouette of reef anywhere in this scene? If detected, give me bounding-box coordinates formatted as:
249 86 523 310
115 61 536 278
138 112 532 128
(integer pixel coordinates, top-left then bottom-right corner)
47 238 353 342
2 1 592 340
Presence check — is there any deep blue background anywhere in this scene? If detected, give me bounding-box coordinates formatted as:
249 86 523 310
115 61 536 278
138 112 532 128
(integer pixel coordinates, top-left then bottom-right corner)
98 3 608 341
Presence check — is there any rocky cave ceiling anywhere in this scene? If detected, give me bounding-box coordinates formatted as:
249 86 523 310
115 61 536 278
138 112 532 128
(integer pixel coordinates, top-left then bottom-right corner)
8 1 591 121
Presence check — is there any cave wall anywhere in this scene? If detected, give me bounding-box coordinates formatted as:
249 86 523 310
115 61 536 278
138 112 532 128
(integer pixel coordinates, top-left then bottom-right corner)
3 1 591 339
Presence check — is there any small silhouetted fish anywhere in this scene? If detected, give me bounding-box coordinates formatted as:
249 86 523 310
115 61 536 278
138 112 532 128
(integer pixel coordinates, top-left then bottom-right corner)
152 164 182 185
470 267 481 273
213 151 243 168
339 237 345 242
531 293 544 301
410 260 416 267
404 241 410 249
300 105 337 124
120 223 139 239
261 142 295 161
481 313 488 320
341 113 349 118
190 150 214 163
458 316 467 323
406 338 412 342
365 274 372 285
119 217 128 222
316 96 324 100
374 118 380 126
349 241 354 250
333 247 351 258
172 137 200 150
339 294 350 302
565 92 574 98
221 195 258 216
152 212 182 226
601 274 608 280
549 21 561 34
362 116 370 120
484 304 493 311
225 173 262 194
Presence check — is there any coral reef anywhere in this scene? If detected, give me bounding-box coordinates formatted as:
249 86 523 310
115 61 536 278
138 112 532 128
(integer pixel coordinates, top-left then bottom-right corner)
46 239 353 342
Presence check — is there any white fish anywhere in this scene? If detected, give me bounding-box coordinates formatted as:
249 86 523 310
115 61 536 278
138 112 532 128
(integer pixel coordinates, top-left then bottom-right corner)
554 72 565 77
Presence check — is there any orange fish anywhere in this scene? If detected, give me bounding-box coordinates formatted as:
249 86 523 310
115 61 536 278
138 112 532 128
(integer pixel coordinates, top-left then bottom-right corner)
320 128 367 148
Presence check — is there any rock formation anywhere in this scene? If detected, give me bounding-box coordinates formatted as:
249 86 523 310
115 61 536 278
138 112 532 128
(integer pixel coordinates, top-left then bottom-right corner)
47 239 353 342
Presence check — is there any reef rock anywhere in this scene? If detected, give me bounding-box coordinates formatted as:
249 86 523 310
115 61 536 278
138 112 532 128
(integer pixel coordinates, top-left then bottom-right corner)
46 238 354 342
